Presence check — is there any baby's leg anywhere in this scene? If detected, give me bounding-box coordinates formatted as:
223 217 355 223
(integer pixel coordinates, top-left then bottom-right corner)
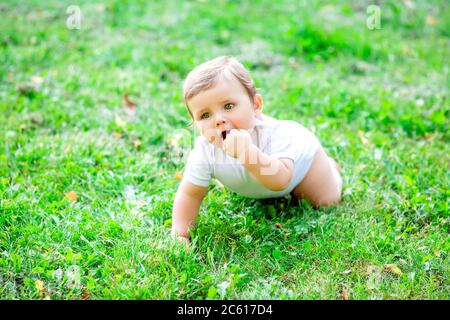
292 147 342 207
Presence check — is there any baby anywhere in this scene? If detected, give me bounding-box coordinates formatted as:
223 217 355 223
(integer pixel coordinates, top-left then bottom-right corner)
172 56 342 244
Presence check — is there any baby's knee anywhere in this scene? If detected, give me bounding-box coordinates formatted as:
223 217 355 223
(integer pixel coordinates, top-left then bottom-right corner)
311 181 342 207
312 191 341 208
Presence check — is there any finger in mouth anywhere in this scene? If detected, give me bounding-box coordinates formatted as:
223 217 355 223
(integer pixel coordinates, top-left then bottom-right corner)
221 130 228 140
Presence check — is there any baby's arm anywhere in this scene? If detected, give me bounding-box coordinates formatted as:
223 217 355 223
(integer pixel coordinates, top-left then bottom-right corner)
171 179 208 244
243 144 293 191
223 129 293 191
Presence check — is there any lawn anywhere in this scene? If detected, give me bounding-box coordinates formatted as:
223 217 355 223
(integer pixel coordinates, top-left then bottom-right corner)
0 0 449 299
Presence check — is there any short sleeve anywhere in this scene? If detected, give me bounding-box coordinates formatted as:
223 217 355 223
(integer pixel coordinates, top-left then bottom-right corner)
261 124 298 161
182 137 213 187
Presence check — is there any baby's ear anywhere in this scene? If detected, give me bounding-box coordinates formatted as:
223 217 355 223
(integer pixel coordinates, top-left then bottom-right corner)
253 94 263 116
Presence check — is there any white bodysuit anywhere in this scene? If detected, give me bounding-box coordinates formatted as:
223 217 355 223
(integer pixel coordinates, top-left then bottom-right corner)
183 114 321 199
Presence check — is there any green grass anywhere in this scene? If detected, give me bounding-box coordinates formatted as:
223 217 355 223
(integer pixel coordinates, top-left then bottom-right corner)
1 0 449 299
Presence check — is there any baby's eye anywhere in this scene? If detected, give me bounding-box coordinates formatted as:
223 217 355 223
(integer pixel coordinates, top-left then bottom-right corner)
224 103 234 110
200 112 210 120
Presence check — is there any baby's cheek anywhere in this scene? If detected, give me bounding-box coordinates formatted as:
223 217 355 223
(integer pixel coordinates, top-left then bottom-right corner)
235 116 255 131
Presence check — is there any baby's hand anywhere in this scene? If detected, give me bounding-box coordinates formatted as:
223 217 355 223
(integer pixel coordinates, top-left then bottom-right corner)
223 129 252 160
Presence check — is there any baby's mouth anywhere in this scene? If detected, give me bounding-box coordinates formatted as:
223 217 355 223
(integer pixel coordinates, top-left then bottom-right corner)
221 130 230 140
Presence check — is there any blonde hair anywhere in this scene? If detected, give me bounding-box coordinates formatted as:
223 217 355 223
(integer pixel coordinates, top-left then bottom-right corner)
183 56 256 115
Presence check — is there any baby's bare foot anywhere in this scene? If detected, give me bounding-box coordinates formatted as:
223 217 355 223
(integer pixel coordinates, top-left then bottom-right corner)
178 235 190 247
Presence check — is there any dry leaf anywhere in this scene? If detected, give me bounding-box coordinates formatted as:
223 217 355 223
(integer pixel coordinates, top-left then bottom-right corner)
35 280 45 293
343 269 352 275
358 130 372 146
275 222 282 229
426 15 437 25
65 191 77 202
134 139 142 149
123 93 136 108
384 264 403 276
80 292 91 300
356 164 367 172
112 132 122 140
123 93 137 117
342 284 349 300
115 115 127 127
174 171 183 181
432 248 441 257
35 279 50 299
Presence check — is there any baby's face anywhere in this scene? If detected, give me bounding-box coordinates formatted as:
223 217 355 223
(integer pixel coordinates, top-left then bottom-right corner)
187 77 262 147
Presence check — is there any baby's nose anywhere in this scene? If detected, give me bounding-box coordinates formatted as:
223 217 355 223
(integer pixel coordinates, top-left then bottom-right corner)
215 117 226 127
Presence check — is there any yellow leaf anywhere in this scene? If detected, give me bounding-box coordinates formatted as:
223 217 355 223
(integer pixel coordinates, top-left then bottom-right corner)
112 132 122 140
432 248 441 257
384 264 403 276
356 164 367 172
426 15 437 25
115 115 126 127
342 284 349 300
65 191 77 202
134 139 142 149
358 130 370 146
35 280 45 293
174 171 183 181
